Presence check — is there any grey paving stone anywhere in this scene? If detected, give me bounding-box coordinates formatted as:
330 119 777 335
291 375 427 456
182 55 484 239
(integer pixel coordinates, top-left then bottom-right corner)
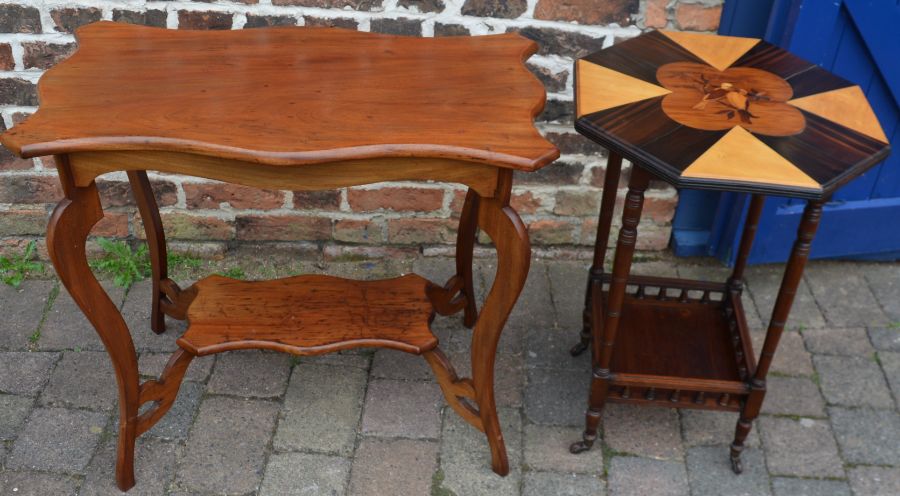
40 351 117 411
862 263 900 322
525 326 590 371
685 446 771 496
868 326 900 352
80 437 176 496
829 406 900 466
8 407 107 474
38 282 124 351
760 376 826 417
681 410 759 448
438 407 521 496
0 394 32 440
880 351 900 409
524 424 602 474
813 355 894 408
0 352 59 396
361 379 442 439
759 416 843 478
608 456 688 496
146 381 203 440
848 466 900 496
0 281 54 350
449 350 524 407
206 350 291 398
751 330 814 376
298 351 371 369
805 264 889 327
547 261 590 332
480 260 554 354
412 256 456 286
524 367 589 426
0 470 80 495
523 471 604 496
138 352 214 383
260 452 351 496
603 403 683 460
121 280 183 352
275 363 366 456
746 265 824 329
348 438 438 496
370 348 434 381
802 327 874 356
176 396 279 495
771 477 850 496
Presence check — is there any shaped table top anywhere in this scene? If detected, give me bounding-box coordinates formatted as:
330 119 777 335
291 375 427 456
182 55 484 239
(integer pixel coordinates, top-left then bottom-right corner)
1 22 559 172
576 30 891 199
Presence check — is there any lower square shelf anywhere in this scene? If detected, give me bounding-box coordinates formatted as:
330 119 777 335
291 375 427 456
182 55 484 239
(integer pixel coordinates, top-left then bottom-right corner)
176 273 439 356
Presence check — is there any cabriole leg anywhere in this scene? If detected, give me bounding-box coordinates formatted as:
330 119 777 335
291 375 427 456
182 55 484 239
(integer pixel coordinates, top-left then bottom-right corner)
128 170 168 334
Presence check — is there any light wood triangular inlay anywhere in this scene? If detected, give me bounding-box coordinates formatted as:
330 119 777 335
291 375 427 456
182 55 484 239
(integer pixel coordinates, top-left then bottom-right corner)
576 59 671 117
789 85 889 143
661 30 761 71
682 126 821 190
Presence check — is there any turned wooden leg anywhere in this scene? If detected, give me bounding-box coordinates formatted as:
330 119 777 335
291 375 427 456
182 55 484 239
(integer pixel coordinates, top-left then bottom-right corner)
571 165 651 454
48 156 142 491
572 152 623 357
128 170 168 334
727 195 765 293
730 198 824 473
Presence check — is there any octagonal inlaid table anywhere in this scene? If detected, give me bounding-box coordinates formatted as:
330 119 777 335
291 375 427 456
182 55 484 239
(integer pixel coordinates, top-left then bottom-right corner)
0 22 559 491
567 30 890 472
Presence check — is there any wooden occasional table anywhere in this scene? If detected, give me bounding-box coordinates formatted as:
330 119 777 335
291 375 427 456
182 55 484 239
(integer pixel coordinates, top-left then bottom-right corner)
0 22 559 491
568 30 890 472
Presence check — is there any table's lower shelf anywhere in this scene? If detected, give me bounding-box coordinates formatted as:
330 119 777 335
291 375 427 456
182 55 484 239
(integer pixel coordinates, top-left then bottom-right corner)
176 273 438 356
595 274 755 411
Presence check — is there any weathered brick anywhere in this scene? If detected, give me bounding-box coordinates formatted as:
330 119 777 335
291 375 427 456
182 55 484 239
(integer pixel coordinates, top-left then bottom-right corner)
184 182 284 210
145 213 234 241
515 26 606 58
274 0 379 8
398 0 445 13
0 43 12 70
334 218 385 243
178 10 233 30
303 16 359 29
535 0 638 25
97 178 177 208
0 4 42 33
387 217 456 244
348 186 443 212
293 189 341 210
514 160 583 185
537 99 575 124
462 0 527 18
0 148 34 171
434 22 470 36
235 214 331 241
91 211 130 237
511 190 545 215
528 64 569 93
51 7 102 33
528 219 578 245
0 208 47 236
554 189 600 216
112 9 168 28
22 42 77 70
0 175 62 204
0 78 39 106
245 14 296 28
544 131 606 156
675 2 723 31
370 17 422 36
644 0 669 28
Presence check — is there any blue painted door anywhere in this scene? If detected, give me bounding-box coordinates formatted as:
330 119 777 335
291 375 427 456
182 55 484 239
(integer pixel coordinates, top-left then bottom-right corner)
672 0 899 263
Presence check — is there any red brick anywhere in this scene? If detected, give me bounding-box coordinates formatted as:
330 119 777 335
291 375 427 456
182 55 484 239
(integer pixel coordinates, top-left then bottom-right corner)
273 0 379 8
387 218 456 245
334 218 384 244
675 3 722 31
302 16 358 29
528 219 577 245
0 4 42 33
511 191 544 215
0 148 35 170
0 78 38 106
112 9 168 28
136 213 234 241
448 189 468 216
0 175 63 204
554 190 600 216
348 187 443 212
184 183 284 210
178 11 233 30
462 0 527 18
0 43 13 71
22 42 77 70
97 178 178 208
644 0 669 28
0 208 47 235
91 212 130 238
293 190 341 211
50 7 101 33
534 0 638 25
324 244 419 261
642 196 678 223
235 215 331 241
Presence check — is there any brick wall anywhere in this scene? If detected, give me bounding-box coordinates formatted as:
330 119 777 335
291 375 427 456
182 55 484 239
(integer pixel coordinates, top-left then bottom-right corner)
0 0 723 260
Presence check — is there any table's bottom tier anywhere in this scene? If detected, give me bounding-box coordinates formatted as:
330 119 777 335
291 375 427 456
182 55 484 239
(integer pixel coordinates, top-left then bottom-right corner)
176 273 438 356
595 274 755 411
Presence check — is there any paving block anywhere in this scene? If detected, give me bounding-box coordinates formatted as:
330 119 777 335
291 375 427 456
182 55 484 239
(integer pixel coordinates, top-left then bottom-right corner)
80 437 176 496
120 280 183 352
0 352 59 396
802 327 873 356
760 376 825 417
438 407 521 496
297 351 371 369
813 355 894 408
680 410 759 448
449 350 524 407
138 352 214 382
176 396 279 494
685 446 771 496
39 351 117 411
524 424 602 474
524 367 589 426
547 261 591 332
804 264 889 327
348 438 438 496
608 456 688 496
7 407 107 474
525 325 590 371
0 281 54 351
260 452 351 496
868 326 900 352
746 265 824 329
0 470 80 495
0 394 32 440
880 351 900 409
361 379 442 439
38 282 124 351
603 403 683 460
862 263 900 322
771 477 850 496
274 363 366 456
848 466 900 496
750 330 814 376
759 416 843 478
370 348 434 381
829 406 900 466
146 381 203 440
206 350 291 398
523 471 605 496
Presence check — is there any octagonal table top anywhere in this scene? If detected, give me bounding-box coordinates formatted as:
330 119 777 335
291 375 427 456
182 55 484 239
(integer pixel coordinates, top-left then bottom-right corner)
575 30 891 199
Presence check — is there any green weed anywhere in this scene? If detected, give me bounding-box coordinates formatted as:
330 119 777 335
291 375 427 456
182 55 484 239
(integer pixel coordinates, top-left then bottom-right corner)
0 240 44 288
90 238 151 288
218 267 246 279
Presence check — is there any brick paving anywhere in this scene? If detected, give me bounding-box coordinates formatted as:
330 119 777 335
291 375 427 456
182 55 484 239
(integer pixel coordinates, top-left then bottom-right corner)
0 256 899 495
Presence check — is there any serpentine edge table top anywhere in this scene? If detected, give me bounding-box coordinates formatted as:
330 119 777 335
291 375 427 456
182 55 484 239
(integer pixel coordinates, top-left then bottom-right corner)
0 21 559 172
575 30 891 199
